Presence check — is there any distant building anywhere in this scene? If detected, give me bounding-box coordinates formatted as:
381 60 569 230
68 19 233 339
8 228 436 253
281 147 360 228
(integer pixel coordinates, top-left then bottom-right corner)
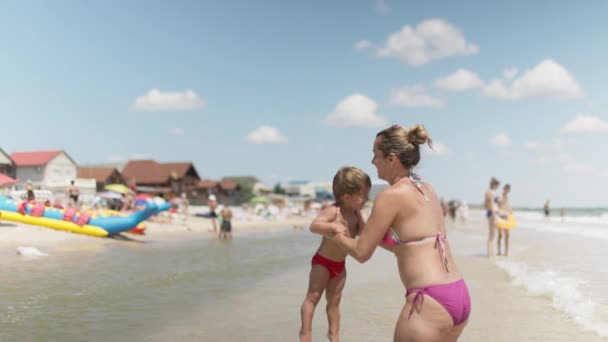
77 167 124 192
10 150 77 192
0 148 15 178
121 159 200 196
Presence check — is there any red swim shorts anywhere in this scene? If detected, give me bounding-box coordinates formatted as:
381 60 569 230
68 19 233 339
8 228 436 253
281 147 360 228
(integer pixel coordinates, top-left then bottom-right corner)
311 253 345 278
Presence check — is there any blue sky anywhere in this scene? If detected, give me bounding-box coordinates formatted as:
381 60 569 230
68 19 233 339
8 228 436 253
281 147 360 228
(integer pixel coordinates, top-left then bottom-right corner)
1 1 607 207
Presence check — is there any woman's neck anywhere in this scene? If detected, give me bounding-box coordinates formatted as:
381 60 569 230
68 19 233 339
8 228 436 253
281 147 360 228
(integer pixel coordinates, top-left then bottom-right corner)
388 170 411 185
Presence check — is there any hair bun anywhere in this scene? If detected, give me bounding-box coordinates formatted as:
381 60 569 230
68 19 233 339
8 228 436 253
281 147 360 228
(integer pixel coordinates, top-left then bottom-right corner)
406 125 430 145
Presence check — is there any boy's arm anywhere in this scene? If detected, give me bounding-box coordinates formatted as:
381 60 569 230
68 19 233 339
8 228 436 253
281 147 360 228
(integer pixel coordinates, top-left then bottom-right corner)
310 205 340 238
354 209 366 237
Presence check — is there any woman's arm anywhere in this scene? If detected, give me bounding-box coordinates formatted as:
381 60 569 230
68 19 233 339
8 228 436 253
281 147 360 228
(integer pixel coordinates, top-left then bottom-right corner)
333 191 396 263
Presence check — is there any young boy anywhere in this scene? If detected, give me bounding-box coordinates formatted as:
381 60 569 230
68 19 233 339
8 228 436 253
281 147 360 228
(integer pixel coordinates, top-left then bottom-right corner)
299 167 371 342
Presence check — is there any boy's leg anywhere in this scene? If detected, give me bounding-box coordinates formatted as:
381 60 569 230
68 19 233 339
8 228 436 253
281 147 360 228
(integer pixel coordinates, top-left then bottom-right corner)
325 269 346 342
505 230 510 256
300 265 330 342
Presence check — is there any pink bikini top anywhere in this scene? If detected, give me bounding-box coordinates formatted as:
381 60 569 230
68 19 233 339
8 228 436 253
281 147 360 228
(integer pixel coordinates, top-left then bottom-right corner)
381 174 449 272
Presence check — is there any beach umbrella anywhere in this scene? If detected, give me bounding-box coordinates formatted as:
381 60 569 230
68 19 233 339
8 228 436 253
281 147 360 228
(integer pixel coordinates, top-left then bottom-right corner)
250 196 271 204
104 184 130 195
0 174 17 187
135 193 153 200
100 191 124 199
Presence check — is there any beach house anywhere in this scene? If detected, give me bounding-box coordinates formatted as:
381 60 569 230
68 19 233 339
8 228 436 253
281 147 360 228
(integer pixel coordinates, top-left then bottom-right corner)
10 150 78 191
77 167 125 192
0 148 16 178
121 159 201 196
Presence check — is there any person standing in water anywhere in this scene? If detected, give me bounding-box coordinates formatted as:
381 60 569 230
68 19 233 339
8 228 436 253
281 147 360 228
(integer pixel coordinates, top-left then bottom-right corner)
484 177 500 257
219 204 233 240
497 184 512 256
543 200 550 217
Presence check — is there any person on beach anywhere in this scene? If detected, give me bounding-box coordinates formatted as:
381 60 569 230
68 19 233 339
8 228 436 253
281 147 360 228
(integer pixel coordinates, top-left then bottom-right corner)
331 125 470 341
208 195 219 233
457 201 469 224
299 167 370 342
484 177 500 257
67 180 80 207
25 180 35 202
497 184 512 256
219 204 233 240
544 200 550 217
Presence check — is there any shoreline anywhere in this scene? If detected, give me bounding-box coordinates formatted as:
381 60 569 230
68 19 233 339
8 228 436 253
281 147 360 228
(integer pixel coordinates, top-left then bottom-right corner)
0 213 313 258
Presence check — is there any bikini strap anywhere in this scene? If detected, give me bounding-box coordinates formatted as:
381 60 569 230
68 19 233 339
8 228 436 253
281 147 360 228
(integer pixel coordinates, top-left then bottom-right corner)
435 233 449 272
409 173 429 201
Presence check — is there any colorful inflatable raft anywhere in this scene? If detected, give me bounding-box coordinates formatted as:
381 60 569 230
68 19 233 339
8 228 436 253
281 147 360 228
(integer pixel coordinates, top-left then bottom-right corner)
0 196 170 237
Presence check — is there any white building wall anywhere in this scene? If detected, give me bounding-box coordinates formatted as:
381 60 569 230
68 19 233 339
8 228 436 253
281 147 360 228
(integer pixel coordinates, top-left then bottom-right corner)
0 151 12 164
15 166 46 186
44 152 77 189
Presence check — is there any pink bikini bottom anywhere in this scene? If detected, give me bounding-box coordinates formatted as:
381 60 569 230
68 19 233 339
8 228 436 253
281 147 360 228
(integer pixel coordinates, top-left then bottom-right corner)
406 278 471 326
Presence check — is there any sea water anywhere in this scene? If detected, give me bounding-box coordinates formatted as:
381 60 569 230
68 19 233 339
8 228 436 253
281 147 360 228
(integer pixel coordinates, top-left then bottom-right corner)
485 209 608 338
2 210 607 341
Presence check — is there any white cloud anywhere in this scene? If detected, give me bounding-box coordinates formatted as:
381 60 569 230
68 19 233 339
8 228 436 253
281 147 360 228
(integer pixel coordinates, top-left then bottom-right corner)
355 40 372 50
489 133 511 147
168 127 184 136
434 69 483 91
133 89 206 111
563 162 594 174
524 141 539 150
390 85 444 108
530 156 554 165
560 115 608 134
427 142 449 156
246 125 288 144
502 151 520 159
503 67 518 80
376 18 479 65
483 59 584 100
557 154 572 163
373 0 390 13
325 94 388 127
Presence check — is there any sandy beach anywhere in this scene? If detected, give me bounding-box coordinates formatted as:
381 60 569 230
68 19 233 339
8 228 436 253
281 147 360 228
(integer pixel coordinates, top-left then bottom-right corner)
1 209 605 341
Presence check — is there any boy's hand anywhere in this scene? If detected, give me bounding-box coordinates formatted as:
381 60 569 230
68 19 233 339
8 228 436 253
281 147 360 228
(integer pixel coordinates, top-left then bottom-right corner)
333 223 349 236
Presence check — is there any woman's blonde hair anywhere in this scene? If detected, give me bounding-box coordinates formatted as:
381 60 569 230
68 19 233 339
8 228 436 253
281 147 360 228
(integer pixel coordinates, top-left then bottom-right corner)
332 166 371 204
375 124 433 169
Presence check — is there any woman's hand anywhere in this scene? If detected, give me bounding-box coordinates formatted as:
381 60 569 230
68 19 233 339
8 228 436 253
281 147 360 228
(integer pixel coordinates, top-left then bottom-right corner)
332 223 349 236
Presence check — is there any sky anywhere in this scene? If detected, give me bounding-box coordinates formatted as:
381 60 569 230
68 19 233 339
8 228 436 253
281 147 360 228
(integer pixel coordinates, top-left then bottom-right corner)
1 1 607 208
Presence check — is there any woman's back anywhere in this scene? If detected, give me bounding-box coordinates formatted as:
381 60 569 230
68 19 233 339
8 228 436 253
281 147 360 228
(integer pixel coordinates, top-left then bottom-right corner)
386 178 463 288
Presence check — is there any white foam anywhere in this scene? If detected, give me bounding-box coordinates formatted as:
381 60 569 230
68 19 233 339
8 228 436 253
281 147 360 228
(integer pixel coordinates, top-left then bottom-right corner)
16 246 48 258
496 260 608 338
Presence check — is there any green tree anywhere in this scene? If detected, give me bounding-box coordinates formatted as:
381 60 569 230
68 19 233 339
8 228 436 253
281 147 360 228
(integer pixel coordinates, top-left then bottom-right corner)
273 183 286 195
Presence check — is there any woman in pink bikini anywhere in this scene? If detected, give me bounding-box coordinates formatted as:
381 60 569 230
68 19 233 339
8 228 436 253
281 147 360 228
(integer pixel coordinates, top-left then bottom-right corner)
333 124 470 341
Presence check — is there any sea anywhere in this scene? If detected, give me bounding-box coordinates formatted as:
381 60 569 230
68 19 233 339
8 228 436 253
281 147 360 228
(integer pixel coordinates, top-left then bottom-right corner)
1 207 607 341
479 207 608 339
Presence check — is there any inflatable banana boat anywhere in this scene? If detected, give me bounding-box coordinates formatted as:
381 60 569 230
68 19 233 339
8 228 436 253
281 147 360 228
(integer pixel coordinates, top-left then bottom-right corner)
0 196 170 237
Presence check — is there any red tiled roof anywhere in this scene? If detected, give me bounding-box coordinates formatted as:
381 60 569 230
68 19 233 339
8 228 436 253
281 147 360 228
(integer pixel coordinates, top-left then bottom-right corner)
219 180 238 190
10 150 62 166
196 179 217 189
121 160 198 185
77 167 119 183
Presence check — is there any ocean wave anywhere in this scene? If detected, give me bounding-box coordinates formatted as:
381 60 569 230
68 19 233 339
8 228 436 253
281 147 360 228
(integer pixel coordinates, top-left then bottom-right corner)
495 260 608 338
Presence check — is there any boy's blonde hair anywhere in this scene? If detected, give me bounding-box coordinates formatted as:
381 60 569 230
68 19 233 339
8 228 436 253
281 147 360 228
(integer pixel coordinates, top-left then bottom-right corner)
332 167 371 204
